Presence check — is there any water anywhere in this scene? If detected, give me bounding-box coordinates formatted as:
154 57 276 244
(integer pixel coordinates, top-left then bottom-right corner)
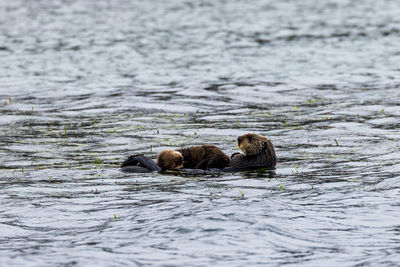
1 0 400 265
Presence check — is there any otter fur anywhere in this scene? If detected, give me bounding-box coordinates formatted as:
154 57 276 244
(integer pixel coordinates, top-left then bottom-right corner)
229 133 276 170
156 150 184 170
157 145 230 170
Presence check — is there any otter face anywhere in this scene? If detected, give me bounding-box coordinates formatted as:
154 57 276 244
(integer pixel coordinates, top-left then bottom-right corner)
157 150 184 170
237 133 269 155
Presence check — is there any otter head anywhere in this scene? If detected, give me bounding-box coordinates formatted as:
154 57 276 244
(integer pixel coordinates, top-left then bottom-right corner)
157 150 184 170
237 133 270 155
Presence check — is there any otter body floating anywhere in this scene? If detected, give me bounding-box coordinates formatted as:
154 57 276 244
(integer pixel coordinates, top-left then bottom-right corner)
121 134 276 173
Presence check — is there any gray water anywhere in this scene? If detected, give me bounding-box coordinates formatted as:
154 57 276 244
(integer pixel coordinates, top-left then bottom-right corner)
1 0 400 266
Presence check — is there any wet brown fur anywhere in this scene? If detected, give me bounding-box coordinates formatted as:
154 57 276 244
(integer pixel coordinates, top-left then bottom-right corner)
157 150 184 170
157 145 230 170
230 133 276 169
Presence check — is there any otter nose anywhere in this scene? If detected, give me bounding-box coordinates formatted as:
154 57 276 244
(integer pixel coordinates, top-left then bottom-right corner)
237 136 242 143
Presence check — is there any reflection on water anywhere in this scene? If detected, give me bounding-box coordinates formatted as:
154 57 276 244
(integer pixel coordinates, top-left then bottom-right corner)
1 0 400 265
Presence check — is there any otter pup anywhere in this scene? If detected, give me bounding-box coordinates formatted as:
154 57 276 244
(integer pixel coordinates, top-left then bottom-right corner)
121 145 230 172
157 145 230 170
229 133 276 170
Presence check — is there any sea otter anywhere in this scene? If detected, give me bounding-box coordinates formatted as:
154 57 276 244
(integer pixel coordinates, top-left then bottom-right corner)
121 145 230 172
229 133 276 170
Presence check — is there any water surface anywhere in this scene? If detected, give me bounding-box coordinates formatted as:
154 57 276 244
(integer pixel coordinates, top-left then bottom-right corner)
1 0 400 266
